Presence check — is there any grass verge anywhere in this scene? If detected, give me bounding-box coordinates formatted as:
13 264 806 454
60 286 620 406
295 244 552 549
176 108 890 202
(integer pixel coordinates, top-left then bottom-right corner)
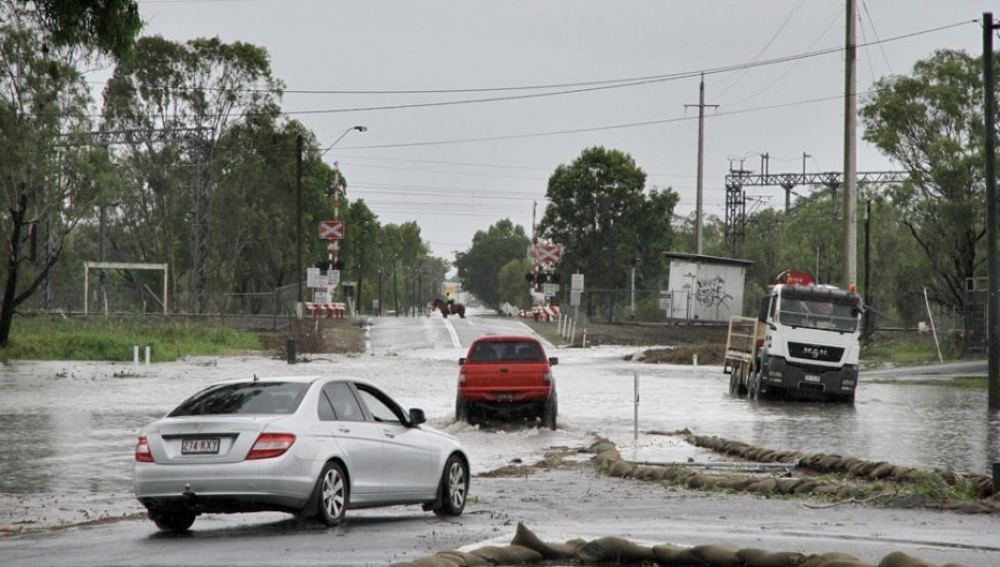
3 317 261 362
867 376 987 389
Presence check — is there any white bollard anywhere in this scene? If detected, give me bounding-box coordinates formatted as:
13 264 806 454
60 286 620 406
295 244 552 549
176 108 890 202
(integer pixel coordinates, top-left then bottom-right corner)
133 345 139 369
582 328 588 348
145 346 151 366
569 319 576 346
693 353 698 367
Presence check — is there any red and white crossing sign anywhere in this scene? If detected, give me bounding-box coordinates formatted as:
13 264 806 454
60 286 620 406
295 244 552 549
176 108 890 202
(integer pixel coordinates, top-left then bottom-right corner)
532 242 563 265
318 220 345 240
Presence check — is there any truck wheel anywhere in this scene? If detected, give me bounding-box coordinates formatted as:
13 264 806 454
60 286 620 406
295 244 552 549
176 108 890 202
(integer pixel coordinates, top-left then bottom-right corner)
150 509 195 532
455 397 468 423
542 395 557 430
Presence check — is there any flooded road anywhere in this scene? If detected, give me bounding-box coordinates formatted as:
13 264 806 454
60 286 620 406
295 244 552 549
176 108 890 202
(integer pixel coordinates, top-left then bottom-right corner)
0 314 998 532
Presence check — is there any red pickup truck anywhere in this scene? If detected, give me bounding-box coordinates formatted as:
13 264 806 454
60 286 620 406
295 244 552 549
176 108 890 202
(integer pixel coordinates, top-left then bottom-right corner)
455 336 558 429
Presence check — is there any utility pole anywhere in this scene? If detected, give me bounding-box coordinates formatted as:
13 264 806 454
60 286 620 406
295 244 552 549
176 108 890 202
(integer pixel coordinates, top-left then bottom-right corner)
983 12 1000 410
295 134 303 304
393 266 400 317
629 259 637 319
686 73 719 255
378 269 384 316
842 0 858 290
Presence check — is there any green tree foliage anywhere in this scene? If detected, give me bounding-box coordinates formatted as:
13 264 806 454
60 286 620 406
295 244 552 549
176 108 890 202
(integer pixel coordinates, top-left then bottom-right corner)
6 0 141 59
497 258 532 308
101 35 284 310
455 219 530 308
861 49 989 310
0 2 135 346
537 147 678 319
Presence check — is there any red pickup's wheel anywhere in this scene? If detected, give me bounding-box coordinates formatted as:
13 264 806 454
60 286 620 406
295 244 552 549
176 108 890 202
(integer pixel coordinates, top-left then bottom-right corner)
542 395 557 430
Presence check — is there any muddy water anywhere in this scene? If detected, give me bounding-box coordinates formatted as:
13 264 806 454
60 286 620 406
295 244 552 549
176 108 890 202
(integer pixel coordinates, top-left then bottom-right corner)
0 345 998 527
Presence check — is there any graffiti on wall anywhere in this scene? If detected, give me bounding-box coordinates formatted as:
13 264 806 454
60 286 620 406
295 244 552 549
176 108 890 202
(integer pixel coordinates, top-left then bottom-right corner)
693 275 732 309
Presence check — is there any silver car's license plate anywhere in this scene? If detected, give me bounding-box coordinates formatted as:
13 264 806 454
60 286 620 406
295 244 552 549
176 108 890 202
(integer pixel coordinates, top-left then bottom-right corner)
804 374 821 383
181 438 220 455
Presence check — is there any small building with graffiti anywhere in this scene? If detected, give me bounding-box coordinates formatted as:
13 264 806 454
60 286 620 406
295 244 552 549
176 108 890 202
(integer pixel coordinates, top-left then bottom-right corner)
663 253 752 323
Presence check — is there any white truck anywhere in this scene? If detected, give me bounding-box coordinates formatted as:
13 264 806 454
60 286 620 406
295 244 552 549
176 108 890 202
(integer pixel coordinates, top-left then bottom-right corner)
724 270 863 403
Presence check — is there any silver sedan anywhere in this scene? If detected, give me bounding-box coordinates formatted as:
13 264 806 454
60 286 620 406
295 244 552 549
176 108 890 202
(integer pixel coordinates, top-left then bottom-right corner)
133 376 469 532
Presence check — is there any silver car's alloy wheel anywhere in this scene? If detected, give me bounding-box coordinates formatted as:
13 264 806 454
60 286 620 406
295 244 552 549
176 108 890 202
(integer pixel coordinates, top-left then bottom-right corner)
448 461 466 508
322 468 345 519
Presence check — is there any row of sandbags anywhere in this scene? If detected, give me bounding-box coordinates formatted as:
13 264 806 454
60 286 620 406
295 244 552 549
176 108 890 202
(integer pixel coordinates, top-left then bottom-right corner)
589 439 1000 514
683 434 995 499
390 522 969 567
592 440 866 500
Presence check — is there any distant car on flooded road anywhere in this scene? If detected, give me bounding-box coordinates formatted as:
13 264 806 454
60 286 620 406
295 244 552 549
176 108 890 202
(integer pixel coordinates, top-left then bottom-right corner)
133 376 469 532
456 335 558 429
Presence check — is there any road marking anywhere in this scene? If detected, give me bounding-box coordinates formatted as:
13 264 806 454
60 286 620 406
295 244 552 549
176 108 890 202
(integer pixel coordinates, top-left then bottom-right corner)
442 317 462 349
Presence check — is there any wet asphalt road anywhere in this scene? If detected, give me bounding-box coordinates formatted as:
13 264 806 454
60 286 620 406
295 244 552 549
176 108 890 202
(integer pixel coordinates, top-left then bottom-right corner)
2 313 1000 565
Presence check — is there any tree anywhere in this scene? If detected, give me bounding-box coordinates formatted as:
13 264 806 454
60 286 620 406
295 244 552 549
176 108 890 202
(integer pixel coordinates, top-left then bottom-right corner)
0 1 138 347
537 146 678 320
455 219 530 308
861 49 990 311
102 35 283 312
497 258 532 308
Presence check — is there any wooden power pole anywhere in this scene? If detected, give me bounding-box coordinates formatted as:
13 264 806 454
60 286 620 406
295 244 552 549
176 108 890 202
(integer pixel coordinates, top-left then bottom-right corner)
983 12 1000 410
686 73 718 255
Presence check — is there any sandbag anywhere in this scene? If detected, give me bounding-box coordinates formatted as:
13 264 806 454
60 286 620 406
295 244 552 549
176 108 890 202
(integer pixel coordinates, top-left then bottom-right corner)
876 551 935 567
868 463 895 480
687 474 719 490
792 480 819 494
801 552 864 567
509 523 580 560
608 460 635 478
652 543 703 565
410 553 466 567
469 545 543 564
738 548 808 567
747 478 778 494
576 536 654 563
776 478 803 494
690 543 742 566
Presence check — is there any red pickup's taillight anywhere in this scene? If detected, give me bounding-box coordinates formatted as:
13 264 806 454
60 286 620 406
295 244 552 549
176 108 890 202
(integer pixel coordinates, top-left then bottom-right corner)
458 366 467 386
135 436 154 463
543 371 553 386
246 433 296 460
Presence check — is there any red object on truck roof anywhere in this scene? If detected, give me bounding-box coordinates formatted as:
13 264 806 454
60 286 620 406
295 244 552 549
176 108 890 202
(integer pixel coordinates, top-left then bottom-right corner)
775 269 815 286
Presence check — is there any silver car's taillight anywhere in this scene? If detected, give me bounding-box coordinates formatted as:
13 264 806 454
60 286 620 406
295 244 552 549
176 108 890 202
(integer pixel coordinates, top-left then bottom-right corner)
135 436 154 463
246 433 296 460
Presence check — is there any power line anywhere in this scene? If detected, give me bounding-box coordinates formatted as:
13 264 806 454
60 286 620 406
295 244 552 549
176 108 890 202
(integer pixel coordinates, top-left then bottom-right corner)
715 0 807 99
87 19 971 119
861 0 895 75
337 87 891 150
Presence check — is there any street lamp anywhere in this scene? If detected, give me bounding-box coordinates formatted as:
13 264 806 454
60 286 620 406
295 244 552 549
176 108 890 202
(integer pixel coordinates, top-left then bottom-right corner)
296 125 367 304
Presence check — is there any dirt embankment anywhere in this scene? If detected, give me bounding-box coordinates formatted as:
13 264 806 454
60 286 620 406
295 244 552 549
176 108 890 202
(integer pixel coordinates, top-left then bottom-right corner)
258 318 365 356
525 319 727 365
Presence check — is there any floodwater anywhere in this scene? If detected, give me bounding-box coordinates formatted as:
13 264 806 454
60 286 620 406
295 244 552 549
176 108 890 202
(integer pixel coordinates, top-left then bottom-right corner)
1 314 998 530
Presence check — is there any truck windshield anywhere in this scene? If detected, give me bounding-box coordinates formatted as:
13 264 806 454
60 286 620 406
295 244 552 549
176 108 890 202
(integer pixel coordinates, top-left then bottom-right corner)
779 298 858 332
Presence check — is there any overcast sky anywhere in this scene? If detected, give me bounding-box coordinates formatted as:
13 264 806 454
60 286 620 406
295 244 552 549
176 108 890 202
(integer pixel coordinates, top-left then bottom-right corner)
126 0 995 263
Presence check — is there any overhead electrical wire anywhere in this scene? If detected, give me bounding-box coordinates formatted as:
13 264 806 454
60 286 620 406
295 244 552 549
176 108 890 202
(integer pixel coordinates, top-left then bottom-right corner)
336 87 891 150
715 0 808 99
84 19 972 121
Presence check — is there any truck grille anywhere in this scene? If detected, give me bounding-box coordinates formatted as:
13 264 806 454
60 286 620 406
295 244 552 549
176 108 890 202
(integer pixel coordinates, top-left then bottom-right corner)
788 342 843 363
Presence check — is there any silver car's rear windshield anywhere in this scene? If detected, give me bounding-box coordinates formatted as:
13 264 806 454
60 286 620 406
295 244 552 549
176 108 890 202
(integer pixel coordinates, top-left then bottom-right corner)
168 382 309 417
469 341 544 362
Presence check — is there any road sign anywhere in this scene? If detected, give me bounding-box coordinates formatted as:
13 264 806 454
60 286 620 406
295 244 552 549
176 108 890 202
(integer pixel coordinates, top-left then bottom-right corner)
571 273 584 292
542 283 559 297
307 267 325 288
314 291 330 303
532 242 562 265
328 269 341 286
570 290 582 306
318 220 345 240
658 290 672 310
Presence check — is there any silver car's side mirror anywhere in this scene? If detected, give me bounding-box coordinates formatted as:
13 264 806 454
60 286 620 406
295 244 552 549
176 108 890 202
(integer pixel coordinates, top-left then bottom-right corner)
408 408 426 426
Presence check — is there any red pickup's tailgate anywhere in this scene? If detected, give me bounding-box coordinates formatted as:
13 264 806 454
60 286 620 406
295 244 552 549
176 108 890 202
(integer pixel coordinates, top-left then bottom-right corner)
461 361 551 402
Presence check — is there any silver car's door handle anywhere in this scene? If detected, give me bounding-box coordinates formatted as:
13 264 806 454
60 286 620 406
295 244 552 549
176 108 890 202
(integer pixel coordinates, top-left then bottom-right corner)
338 427 351 433
383 430 395 439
